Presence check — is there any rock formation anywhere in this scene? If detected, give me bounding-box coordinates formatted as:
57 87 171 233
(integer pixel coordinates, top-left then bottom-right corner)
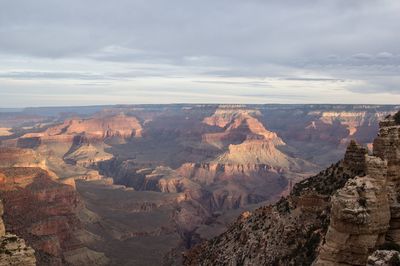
0 200 36 266
20 112 142 144
367 250 400 265
185 111 400 266
0 150 109 265
63 135 113 167
1 104 399 265
202 108 284 149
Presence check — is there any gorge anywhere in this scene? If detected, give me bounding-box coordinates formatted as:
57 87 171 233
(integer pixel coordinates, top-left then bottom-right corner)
0 104 398 265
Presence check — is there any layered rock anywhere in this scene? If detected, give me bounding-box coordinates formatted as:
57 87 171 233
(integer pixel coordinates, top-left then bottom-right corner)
177 162 288 209
184 158 358 265
373 116 400 244
302 110 388 146
202 107 262 128
63 135 113 167
0 200 36 266
0 166 108 265
202 108 284 149
315 155 390 265
22 113 142 142
185 112 400 266
0 147 46 169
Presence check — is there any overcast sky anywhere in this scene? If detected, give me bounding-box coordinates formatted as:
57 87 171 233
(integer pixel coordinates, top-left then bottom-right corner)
1 0 400 107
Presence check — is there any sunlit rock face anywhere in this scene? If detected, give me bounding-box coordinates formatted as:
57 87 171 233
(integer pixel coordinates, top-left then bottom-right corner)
19 112 142 144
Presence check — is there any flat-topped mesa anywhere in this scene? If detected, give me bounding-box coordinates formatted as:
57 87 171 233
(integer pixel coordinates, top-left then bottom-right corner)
19 113 143 146
202 108 262 128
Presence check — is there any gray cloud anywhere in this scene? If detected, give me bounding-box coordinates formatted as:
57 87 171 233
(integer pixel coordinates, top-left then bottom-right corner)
0 0 400 106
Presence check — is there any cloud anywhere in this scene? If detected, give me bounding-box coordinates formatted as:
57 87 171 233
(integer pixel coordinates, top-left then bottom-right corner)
351 53 373 60
0 0 400 106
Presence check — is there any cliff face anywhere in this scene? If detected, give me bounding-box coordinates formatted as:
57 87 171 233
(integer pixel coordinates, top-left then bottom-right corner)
185 112 400 266
21 113 142 143
202 109 284 149
0 200 36 266
0 147 47 169
0 165 108 265
0 167 81 265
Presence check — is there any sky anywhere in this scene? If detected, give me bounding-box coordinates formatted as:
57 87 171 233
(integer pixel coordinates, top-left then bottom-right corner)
0 0 400 107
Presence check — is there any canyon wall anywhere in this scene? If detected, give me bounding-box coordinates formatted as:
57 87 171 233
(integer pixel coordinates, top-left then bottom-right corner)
185 111 400 266
0 200 36 265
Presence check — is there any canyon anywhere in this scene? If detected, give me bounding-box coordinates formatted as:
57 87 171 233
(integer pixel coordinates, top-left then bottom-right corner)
185 111 400 265
0 104 398 265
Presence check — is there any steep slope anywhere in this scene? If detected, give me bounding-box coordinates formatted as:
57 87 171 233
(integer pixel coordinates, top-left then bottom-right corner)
0 150 109 265
184 141 367 265
0 200 36 266
185 111 400 266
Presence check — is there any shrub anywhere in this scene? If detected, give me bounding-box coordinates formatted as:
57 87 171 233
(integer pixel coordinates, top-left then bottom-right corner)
394 111 400 125
377 242 400 252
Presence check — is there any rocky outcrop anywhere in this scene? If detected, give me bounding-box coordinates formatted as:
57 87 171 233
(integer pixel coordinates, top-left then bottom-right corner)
0 200 36 266
367 250 400 265
0 166 108 265
185 111 400 266
372 116 400 245
315 155 390 265
0 234 36 265
184 141 367 265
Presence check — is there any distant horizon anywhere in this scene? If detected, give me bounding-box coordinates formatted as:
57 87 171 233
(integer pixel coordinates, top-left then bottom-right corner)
1 102 400 111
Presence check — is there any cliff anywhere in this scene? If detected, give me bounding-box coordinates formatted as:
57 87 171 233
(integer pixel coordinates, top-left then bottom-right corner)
18 112 142 146
0 165 108 265
185 111 400 266
0 200 36 265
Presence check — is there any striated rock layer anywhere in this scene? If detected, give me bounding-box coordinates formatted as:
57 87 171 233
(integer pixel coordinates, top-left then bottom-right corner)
0 200 36 266
21 112 142 143
0 164 108 265
185 111 400 266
